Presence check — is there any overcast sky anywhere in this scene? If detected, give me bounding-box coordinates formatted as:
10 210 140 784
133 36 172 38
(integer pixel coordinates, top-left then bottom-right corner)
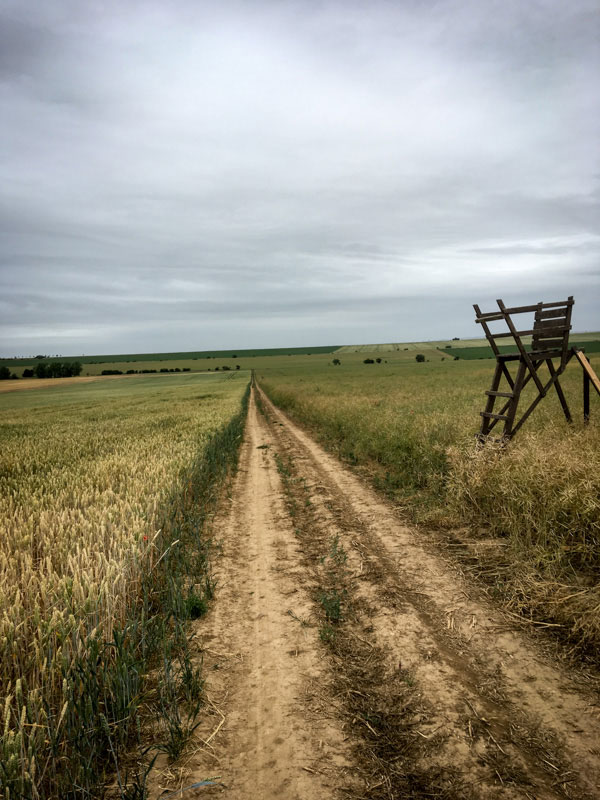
1 0 598 356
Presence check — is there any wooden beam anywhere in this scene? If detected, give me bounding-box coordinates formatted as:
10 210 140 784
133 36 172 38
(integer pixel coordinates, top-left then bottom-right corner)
546 359 571 423
496 299 545 395
573 349 600 396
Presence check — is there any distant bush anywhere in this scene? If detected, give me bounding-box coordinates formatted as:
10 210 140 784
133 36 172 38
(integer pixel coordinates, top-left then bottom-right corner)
376 358 382 363
101 369 123 375
415 354 425 363
222 365 231 371
363 358 374 364
236 364 240 370
332 358 341 366
22 368 34 378
33 361 82 379
0 366 12 380
160 368 169 373
126 369 137 374
183 368 191 372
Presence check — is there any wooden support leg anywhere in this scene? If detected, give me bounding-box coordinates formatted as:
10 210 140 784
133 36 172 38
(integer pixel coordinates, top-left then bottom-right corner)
584 370 590 424
480 361 503 437
546 359 572 423
504 360 527 438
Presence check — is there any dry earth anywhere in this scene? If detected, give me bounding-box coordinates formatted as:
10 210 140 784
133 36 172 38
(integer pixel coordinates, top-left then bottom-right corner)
149 385 600 800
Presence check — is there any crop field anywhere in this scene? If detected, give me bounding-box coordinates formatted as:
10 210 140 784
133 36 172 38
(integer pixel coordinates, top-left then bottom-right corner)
444 339 600 360
259 352 600 656
336 330 600 353
0 371 249 798
0 345 339 374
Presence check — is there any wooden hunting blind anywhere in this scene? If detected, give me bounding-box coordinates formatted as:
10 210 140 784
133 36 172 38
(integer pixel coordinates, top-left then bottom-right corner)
473 297 600 440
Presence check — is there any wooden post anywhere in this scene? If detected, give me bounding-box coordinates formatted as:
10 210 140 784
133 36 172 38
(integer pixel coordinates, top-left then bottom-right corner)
546 359 572 423
584 370 590 424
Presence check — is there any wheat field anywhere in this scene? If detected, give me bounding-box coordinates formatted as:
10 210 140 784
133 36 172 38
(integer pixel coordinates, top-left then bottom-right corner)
0 371 249 798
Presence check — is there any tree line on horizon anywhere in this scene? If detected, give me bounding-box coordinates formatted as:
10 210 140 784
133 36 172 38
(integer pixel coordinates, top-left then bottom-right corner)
0 361 83 380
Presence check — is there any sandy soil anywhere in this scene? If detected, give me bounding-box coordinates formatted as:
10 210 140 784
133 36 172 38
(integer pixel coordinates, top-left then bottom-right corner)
0 375 109 393
151 385 600 799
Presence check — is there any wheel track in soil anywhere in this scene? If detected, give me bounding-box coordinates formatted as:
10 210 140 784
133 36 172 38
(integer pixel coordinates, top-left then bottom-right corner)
150 385 600 799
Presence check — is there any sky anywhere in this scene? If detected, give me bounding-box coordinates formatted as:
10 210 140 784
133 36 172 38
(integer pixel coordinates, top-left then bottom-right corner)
1 0 599 356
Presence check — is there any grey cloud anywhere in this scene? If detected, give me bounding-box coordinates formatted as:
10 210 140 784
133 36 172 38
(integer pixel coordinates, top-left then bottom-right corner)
1 0 599 355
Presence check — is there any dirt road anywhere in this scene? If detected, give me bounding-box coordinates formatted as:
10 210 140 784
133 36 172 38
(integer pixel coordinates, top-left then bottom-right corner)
152 385 600 799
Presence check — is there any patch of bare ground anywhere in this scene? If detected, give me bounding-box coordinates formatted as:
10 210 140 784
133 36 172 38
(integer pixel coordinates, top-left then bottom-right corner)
256 384 600 800
0 375 108 392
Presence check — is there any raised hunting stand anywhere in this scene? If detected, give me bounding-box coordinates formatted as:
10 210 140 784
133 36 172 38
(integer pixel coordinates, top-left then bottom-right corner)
473 297 600 440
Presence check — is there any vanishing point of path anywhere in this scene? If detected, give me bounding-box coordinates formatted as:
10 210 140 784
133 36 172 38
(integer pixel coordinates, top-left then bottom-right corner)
151 385 600 800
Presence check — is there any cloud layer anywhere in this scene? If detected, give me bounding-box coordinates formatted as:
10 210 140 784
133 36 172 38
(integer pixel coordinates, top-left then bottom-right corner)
1 0 598 354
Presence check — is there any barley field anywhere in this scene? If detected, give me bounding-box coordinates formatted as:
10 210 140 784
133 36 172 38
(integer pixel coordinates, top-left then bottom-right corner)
259 353 600 657
0 371 249 798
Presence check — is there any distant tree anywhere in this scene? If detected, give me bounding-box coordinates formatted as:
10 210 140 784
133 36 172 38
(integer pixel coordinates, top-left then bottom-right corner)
236 364 240 370
415 354 425 363
454 356 459 361
363 358 374 364
376 357 382 363
222 365 231 371
22 368 34 378
0 366 11 380
34 362 48 379
231 354 237 358
332 358 341 366
183 368 191 372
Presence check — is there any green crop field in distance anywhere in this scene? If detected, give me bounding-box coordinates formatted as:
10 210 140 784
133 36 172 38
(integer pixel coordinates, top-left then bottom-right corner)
0 344 339 370
444 339 600 360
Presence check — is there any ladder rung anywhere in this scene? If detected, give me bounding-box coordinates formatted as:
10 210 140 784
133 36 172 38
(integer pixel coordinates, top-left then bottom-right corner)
480 412 509 421
485 391 514 398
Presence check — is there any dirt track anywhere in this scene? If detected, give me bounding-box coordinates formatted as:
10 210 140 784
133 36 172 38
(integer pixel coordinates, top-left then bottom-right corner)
152 385 600 799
